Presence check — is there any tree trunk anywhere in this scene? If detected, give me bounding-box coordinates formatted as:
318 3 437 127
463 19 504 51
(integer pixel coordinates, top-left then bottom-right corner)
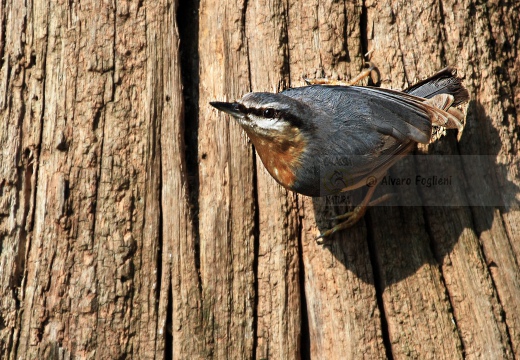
1 0 519 359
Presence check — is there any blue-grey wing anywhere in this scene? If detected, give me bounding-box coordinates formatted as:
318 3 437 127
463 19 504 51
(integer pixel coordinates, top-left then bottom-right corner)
283 85 434 144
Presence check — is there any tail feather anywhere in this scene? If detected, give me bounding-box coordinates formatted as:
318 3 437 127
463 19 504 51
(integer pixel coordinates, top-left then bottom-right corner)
404 67 469 106
425 93 454 111
424 94 464 131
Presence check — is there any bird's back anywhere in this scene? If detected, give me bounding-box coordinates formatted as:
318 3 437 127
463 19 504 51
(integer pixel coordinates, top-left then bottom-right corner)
281 68 468 196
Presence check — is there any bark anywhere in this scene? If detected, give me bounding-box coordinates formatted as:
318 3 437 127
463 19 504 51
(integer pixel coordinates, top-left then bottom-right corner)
0 0 519 359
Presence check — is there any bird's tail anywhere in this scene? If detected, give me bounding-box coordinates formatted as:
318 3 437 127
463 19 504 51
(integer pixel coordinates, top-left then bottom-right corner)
404 67 469 136
403 67 469 106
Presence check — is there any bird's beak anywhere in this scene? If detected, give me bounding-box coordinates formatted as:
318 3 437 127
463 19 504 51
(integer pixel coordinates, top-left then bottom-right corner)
210 101 244 119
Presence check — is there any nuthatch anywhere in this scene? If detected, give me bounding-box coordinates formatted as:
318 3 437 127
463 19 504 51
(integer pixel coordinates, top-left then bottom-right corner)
210 67 469 239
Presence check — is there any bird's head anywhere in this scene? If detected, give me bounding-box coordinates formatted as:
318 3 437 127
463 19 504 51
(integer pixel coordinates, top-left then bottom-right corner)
210 92 316 189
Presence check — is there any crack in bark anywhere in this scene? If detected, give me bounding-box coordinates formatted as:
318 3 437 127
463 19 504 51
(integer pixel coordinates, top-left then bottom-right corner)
436 0 447 66
176 0 204 356
242 4 260 358
495 213 519 356
0 0 6 70
111 0 117 103
359 0 393 360
364 211 394 360
177 0 202 297
476 224 515 356
12 56 28 290
0 56 9 110
396 32 410 87
240 0 248 43
296 203 310 360
422 210 467 357
14 148 33 291
251 153 259 360
360 3 393 357
283 0 291 88
155 47 166 360
152 39 165 360
360 0 369 58
164 280 173 360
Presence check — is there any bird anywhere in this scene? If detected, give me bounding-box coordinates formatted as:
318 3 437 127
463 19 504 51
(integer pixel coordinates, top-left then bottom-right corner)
210 67 469 240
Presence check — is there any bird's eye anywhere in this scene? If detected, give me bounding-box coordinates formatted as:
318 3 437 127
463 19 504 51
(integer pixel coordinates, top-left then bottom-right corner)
263 108 276 118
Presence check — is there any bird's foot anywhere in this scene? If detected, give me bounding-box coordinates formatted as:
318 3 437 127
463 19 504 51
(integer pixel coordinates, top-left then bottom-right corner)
316 205 367 244
316 193 395 244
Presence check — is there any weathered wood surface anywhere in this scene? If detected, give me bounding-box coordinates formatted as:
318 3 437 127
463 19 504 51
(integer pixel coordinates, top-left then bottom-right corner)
0 0 519 359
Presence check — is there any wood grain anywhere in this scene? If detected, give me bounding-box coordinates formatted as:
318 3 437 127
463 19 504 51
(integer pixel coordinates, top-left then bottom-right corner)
0 0 519 359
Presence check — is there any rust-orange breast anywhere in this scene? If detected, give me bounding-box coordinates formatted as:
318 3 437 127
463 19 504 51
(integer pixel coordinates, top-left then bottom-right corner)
244 127 307 190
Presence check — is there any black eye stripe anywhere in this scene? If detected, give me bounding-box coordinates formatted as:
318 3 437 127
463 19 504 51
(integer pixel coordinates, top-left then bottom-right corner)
237 103 248 113
241 106 304 128
252 107 276 118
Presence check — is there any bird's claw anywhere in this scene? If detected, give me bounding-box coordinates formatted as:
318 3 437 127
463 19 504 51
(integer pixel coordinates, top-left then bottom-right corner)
316 206 367 244
316 192 397 243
